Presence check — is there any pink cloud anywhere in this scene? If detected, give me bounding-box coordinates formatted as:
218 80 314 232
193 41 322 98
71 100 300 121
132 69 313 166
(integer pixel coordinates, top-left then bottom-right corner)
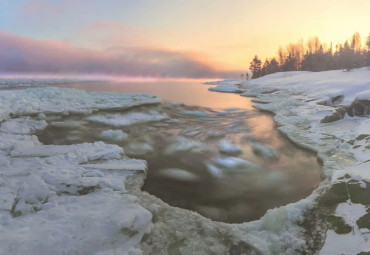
0 31 239 78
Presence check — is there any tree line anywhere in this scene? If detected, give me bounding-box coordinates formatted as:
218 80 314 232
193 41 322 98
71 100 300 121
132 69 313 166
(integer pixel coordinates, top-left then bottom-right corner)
249 32 370 79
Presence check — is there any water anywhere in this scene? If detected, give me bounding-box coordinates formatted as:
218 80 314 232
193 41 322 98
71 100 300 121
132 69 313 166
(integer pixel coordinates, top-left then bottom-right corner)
43 80 322 223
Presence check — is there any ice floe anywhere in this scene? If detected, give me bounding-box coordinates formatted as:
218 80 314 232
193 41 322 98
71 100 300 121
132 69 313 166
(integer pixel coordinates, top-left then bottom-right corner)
157 168 200 182
218 140 242 156
0 117 48 134
251 142 279 161
100 129 129 142
86 111 168 126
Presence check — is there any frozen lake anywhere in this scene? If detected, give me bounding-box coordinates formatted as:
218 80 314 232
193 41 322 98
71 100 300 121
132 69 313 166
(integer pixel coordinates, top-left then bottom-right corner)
46 80 322 223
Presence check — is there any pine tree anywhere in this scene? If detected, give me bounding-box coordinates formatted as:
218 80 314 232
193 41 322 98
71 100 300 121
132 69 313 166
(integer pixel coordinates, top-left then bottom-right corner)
249 55 262 79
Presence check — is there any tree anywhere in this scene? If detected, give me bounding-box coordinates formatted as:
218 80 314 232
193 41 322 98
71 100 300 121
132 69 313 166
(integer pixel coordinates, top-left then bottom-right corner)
366 34 370 66
249 55 262 79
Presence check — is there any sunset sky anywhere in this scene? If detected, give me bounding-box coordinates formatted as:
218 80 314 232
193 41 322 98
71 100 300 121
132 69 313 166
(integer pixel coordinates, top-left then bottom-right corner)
0 0 369 78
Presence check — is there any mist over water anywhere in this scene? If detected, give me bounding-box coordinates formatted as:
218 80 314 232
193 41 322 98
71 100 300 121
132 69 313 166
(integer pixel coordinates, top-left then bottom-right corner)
43 80 321 223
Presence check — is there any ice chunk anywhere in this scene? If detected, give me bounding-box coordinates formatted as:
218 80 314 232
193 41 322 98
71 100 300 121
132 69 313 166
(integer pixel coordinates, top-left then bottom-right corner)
218 141 242 156
207 157 262 177
158 168 200 182
126 143 154 156
252 143 279 161
100 129 128 142
82 159 147 171
181 110 210 117
0 117 47 134
165 137 206 155
10 141 123 163
86 111 168 126
50 120 88 128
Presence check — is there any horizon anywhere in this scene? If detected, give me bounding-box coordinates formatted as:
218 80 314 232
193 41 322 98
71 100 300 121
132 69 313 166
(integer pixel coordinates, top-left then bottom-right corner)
0 0 369 79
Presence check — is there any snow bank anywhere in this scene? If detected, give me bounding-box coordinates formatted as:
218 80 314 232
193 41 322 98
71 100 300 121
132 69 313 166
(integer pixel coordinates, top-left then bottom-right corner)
211 68 370 254
87 111 168 126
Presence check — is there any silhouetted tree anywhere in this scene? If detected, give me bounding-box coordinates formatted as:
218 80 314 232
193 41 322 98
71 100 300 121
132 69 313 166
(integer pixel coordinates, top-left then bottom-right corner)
366 33 370 66
249 32 369 78
249 55 262 79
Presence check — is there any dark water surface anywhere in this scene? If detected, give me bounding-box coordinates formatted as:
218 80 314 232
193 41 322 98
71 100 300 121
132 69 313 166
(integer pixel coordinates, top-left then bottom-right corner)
44 80 322 223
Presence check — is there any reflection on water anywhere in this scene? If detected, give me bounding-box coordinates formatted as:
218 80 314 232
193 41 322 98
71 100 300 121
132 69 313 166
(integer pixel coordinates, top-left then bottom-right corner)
54 80 254 110
45 80 321 223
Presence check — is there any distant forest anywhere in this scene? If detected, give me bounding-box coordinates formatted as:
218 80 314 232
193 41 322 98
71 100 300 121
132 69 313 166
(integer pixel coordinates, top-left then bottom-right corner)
249 32 370 79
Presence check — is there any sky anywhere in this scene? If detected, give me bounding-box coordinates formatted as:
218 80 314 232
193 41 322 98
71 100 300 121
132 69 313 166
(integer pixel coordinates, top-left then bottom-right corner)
0 0 369 79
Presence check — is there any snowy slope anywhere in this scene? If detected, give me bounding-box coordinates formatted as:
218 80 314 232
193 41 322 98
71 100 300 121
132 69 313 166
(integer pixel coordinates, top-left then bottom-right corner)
211 67 370 255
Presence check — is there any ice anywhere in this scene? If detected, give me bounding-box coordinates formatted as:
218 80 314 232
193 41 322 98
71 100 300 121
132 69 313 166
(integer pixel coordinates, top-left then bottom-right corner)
87 111 168 126
82 159 147 171
1 69 370 254
0 87 160 122
165 136 206 155
207 157 262 177
218 140 242 156
126 142 154 156
181 110 210 117
251 142 279 161
208 81 243 93
50 120 88 128
158 168 200 182
100 129 129 142
0 117 48 134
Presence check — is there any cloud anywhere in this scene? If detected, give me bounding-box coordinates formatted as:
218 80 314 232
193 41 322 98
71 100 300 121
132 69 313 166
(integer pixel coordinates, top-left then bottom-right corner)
0 31 240 78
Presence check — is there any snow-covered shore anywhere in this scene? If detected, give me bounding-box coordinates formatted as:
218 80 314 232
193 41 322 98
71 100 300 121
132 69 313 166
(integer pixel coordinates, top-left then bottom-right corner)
0 69 369 255
211 67 370 254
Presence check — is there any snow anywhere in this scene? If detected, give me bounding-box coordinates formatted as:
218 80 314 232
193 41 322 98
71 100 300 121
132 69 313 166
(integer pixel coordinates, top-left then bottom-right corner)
100 129 129 142
0 85 161 254
87 111 168 126
1 70 370 254
211 67 370 254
